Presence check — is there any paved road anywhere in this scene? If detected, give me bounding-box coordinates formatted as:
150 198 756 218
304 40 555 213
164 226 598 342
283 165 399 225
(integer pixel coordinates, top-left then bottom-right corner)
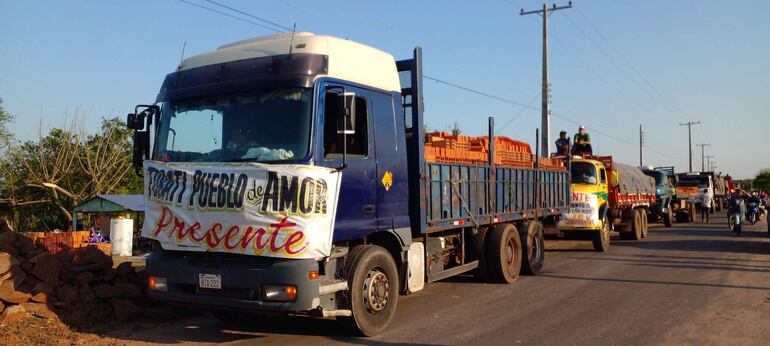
125 213 770 345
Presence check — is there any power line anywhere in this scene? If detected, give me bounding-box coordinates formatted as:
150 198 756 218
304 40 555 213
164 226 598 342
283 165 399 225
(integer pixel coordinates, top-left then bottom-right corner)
498 93 541 132
423 75 537 109
203 0 294 32
574 6 687 117
176 0 283 33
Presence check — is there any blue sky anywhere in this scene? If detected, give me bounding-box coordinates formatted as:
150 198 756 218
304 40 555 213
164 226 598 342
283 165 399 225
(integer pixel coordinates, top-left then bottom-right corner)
1 0 769 178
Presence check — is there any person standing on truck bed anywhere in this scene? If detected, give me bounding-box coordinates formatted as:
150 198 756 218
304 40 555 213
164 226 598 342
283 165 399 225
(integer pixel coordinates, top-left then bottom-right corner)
555 131 570 156
572 125 593 156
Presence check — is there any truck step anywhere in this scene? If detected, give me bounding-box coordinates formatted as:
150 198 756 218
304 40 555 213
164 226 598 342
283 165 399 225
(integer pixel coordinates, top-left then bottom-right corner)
319 279 348 296
321 309 352 317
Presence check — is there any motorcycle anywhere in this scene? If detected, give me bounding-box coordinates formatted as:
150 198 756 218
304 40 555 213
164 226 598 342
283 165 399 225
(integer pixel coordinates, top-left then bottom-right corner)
746 200 760 225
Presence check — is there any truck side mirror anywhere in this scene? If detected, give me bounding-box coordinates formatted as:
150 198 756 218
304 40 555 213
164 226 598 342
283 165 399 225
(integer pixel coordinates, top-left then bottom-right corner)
611 170 619 187
336 92 356 135
127 113 144 130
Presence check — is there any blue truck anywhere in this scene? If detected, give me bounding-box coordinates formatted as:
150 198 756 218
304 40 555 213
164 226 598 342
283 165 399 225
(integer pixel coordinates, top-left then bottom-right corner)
641 166 675 227
127 33 569 336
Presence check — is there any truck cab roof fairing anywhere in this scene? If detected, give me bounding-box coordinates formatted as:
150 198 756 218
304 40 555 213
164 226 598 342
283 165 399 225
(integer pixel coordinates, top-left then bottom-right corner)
173 32 401 94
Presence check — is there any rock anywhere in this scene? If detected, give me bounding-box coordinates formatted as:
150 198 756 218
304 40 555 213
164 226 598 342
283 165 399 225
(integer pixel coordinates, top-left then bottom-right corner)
101 267 117 283
23 273 41 288
111 299 142 321
32 282 55 296
55 285 78 305
115 262 135 277
15 236 34 254
20 260 33 272
21 302 56 319
0 267 25 288
0 231 18 245
74 246 113 269
0 300 4 311
0 304 27 324
28 252 61 284
0 243 19 257
93 284 127 299
78 285 95 303
74 271 97 286
0 252 19 275
116 283 142 298
30 292 50 303
0 283 32 304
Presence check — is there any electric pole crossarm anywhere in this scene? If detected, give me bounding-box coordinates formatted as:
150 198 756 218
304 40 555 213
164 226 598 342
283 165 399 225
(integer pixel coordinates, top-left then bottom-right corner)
520 2 573 15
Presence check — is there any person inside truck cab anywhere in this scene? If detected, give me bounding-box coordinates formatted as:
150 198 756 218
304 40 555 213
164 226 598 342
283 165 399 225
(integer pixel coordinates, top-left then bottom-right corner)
555 131 570 156
571 125 593 156
226 127 257 151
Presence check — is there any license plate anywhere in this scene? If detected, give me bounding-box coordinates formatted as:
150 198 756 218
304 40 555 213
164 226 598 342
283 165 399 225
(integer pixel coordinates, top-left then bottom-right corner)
198 273 222 289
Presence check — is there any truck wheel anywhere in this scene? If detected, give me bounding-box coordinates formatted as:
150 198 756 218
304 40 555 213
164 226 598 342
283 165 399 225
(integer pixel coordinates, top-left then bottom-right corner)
630 209 642 240
520 221 544 275
470 227 489 281
640 210 649 238
486 223 522 284
344 245 399 336
664 210 673 227
592 216 610 252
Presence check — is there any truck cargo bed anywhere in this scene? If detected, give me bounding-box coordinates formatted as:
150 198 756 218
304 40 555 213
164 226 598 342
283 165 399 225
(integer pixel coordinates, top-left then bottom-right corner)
423 162 569 233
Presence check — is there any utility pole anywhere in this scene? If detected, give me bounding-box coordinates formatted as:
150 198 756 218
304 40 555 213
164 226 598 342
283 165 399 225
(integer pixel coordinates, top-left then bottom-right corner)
705 155 714 172
679 121 700 172
696 143 710 172
639 124 644 166
521 1 573 157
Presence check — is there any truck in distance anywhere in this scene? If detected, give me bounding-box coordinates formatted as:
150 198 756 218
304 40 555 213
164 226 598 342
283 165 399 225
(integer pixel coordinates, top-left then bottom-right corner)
126 32 570 336
641 166 675 227
550 155 655 251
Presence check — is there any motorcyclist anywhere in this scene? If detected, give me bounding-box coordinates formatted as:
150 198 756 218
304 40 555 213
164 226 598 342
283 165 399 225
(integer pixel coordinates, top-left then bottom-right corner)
728 192 746 236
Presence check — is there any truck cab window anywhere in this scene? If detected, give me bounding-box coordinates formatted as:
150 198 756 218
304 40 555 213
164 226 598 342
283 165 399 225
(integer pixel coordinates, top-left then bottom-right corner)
324 91 369 158
600 169 607 184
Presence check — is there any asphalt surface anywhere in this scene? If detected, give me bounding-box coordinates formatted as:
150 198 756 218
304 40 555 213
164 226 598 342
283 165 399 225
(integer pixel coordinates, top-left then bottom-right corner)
125 212 770 345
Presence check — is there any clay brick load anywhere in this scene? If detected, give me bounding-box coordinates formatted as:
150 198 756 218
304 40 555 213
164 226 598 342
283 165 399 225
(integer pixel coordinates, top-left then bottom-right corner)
424 131 565 170
25 230 111 256
0 220 169 326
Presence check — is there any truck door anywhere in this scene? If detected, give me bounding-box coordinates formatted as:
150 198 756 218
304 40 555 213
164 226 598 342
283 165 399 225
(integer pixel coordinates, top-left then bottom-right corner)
318 82 378 240
599 167 609 195
371 91 410 231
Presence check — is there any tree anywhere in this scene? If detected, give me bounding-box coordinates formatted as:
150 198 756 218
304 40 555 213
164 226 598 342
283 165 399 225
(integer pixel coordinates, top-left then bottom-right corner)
754 168 770 192
0 109 142 231
0 98 14 150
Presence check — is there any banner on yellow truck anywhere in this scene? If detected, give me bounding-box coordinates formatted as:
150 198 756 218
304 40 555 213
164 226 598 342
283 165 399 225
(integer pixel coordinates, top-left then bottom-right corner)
558 192 600 228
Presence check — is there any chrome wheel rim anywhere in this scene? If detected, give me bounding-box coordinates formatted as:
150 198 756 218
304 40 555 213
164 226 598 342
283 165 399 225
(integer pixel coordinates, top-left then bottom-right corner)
363 268 389 314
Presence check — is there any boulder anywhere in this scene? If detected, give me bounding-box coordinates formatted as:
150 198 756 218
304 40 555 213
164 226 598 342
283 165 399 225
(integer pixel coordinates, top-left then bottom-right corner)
21 302 56 319
93 283 128 299
112 299 142 321
55 285 78 306
115 262 135 277
0 283 32 304
0 231 18 245
30 292 50 303
28 252 61 284
0 304 27 324
0 252 19 275
78 284 95 303
32 282 55 296
74 271 97 286
0 243 19 257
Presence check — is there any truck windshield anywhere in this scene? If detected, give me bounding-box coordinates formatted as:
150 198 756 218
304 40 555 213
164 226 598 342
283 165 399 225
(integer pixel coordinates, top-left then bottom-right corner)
650 172 666 185
153 88 312 163
571 162 597 184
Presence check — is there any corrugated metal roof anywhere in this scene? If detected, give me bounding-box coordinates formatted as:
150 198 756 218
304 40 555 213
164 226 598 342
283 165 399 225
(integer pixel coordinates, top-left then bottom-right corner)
74 194 144 213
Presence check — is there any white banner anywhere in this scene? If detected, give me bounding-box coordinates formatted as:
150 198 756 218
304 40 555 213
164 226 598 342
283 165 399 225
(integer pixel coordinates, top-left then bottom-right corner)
141 161 341 259
558 192 599 228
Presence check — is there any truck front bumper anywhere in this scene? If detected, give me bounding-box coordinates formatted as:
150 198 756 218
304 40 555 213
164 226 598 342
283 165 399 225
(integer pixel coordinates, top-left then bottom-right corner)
146 251 321 313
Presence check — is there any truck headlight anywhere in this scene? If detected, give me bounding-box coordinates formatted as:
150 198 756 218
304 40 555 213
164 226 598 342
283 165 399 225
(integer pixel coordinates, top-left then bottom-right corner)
149 276 168 292
262 285 297 302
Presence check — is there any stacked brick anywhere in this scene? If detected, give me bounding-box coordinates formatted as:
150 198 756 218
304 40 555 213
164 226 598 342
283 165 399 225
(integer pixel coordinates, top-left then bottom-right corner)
424 132 565 171
25 231 111 256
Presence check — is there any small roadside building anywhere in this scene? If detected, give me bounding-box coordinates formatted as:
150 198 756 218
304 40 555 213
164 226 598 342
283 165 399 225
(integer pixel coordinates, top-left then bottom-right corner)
72 194 144 232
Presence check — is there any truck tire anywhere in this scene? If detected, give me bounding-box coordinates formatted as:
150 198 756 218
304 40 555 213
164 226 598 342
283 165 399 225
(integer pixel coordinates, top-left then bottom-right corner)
470 227 489 281
519 221 545 275
640 209 649 238
344 245 399 336
629 209 642 240
592 215 610 252
664 209 673 227
486 223 522 284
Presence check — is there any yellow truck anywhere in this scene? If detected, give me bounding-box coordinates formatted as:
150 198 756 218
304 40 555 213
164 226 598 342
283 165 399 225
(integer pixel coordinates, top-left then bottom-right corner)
549 156 656 251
